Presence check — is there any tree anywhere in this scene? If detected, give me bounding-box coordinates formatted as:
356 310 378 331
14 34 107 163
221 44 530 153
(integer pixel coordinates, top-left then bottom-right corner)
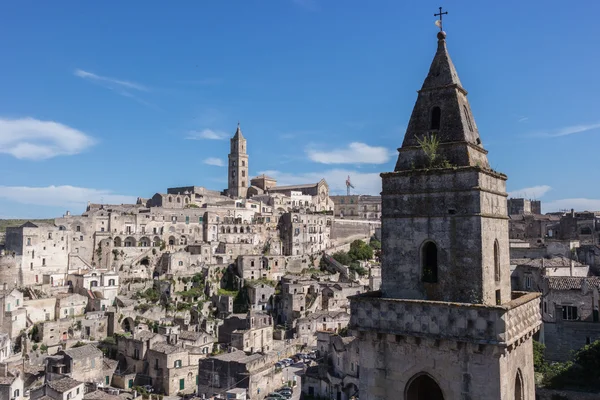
348 240 373 261
332 251 352 266
369 236 381 250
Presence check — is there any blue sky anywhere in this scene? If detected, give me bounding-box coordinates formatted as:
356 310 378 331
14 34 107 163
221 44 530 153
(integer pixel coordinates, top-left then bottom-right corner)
1 0 599 218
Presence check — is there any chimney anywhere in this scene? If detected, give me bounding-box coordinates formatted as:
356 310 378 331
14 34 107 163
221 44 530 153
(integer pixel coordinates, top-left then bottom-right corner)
571 209 575 217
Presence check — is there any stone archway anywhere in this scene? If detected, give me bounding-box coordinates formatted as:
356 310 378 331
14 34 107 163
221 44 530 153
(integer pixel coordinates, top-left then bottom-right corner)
406 373 444 400
515 369 524 400
121 317 134 333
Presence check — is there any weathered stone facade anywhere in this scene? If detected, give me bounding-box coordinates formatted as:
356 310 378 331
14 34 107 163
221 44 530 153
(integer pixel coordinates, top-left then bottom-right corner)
228 124 249 199
349 30 541 400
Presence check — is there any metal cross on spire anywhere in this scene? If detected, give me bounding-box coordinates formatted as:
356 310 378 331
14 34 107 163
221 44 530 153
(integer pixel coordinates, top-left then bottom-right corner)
434 6 448 31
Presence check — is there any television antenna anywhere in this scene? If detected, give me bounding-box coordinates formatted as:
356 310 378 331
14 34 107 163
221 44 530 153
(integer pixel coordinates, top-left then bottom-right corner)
346 175 355 196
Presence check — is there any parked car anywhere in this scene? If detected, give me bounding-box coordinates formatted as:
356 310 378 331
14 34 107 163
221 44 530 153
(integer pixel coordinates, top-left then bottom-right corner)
276 390 292 399
278 387 293 395
266 393 286 400
275 361 284 369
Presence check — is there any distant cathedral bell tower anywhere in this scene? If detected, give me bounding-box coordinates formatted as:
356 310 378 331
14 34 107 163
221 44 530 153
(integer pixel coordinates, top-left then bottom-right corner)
227 123 248 198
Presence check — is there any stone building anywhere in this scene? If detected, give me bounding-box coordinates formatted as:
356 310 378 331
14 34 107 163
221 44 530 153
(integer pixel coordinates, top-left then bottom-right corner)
268 179 334 212
55 293 87 320
45 345 111 386
278 211 332 256
227 124 249 199
246 281 276 311
296 311 350 346
236 255 286 282
230 311 273 353
509 214 560 241
0 373 23 400
556 210 600 245
507 198 542 216
510 256 589 293
540 276 600 361
303 331 359 400
0 287 26 339
146 341 199 395
2 222 70 287
349 29 540 400
33 376 85 400
331 195 381 220
321 282 365 312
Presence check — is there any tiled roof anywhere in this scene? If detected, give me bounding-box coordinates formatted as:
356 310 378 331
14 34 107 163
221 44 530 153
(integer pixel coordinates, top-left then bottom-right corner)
47 377 83 392
512 256 585 269
545 276 600 290
150 342 183 354
0 376 16 385
63 344 102 359
84 391 121 400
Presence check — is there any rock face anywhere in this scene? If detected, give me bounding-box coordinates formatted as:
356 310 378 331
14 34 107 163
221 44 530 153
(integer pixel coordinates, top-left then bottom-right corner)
349 31 541 400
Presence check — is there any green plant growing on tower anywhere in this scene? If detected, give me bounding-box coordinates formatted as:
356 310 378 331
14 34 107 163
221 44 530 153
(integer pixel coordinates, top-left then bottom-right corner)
416 133 440 167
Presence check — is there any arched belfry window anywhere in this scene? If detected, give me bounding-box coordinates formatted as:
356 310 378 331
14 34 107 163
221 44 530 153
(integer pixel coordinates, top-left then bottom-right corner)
494 240 500 282
422 241 438 283
430 107 441 130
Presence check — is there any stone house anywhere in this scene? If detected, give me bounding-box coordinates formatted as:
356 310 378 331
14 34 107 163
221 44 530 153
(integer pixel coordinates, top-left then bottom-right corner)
541 276 600 361
0 374 23 400
230 311 273 353
509 213 560 241
147 342 198 395
331 195 381 220
0 287 26 339
320 282 365 312
296 311 350 346
278 212 332 256
557 210 600 245
68 269 119 311
115 330 166 377
246 281 275 311
278 278 320 324
0 333 11 362
33 376 85 400
55 293 87 320
510 256 589 292
2 222 70 287
46 345 110 385
24 297 57 324
236 255 286 282
197 349 290 400
303 332 359 400
79 312 108 341
35 319 73 348
178 330 215 355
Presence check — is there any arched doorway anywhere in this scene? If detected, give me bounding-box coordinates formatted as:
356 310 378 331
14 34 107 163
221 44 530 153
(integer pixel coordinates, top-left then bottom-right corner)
515 369 524 400
121 317 134 333
406 373 444 400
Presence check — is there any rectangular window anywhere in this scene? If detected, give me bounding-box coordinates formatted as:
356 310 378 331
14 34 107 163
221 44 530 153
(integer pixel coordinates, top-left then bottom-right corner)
185 216 189 224
91 358 95 368
42 258 46 266
106 376 110 385
128 379 133 388
525 275 532 289
76 226 80 232
562 306 578 320
179 378 185 390
495 289 501 305
199 216 203 223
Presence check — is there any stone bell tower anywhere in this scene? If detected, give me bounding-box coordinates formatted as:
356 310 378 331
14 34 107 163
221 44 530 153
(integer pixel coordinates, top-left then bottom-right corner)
227 123 249 198
349 28 541 400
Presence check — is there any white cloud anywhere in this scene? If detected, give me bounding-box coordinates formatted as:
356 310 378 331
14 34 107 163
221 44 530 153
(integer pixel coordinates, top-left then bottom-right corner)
307 142 392 165
0 185 136 209
543 198 600 213
186 129 229 140
204 157 225 167
531 122 600 138
508 185 552 199
259 169 382 196
74 69 149 92
0 117 96 160
517 116 528 123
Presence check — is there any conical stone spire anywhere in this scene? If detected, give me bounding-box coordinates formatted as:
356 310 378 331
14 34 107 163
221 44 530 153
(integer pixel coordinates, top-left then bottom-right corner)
395 31 489 171
233 122 244 140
